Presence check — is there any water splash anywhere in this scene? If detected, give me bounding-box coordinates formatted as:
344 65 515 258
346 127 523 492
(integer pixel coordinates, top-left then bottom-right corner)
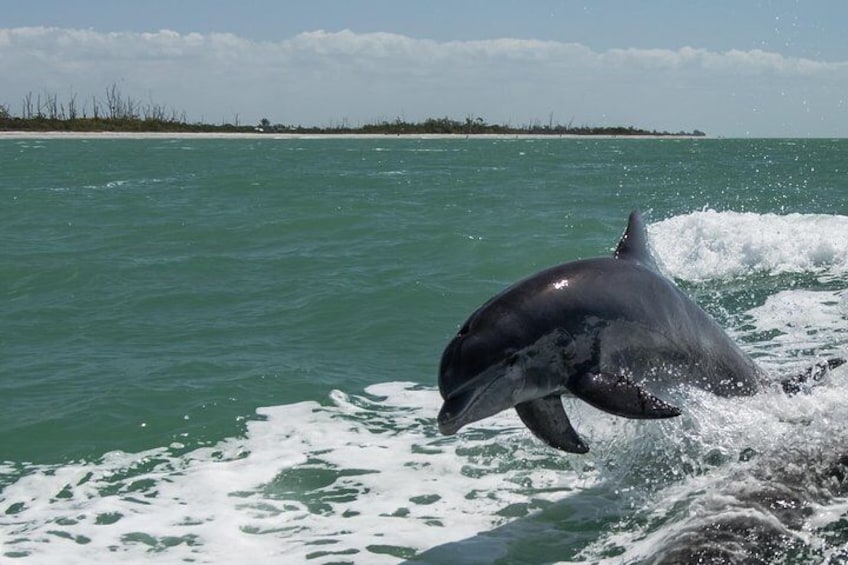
649 210 848 281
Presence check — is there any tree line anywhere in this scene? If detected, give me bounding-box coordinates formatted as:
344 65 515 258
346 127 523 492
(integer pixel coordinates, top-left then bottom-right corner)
1 86 705 136
258 116 705 137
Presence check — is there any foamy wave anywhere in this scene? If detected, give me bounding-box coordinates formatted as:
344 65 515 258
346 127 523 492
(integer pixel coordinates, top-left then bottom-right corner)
0 384 589 564
739 288 848 365
649 210 848 281
6 373 848 563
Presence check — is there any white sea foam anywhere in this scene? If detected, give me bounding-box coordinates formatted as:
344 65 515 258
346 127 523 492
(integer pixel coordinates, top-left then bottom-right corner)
740 288 848 366
649 210 848 281
1 384 599 564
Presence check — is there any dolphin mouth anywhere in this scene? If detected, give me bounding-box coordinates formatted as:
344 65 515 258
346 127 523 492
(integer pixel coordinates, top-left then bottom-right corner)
437 383 497 435
437 369 519 435
437 391 473 435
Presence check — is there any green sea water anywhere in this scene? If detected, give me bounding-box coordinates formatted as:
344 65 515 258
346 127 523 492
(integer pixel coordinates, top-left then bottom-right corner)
1 137 847 563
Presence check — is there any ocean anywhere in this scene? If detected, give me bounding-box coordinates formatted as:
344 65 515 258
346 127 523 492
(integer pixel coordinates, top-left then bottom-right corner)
1 136 847 563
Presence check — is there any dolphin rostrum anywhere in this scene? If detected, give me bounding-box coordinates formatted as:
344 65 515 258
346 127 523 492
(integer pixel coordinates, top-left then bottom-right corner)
437 211 844 453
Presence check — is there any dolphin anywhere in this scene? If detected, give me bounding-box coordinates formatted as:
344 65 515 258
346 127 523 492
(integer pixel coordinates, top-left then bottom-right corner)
437 211 844 453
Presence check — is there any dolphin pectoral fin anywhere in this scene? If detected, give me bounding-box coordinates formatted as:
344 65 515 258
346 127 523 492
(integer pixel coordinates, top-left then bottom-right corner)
781 357 846 395
515 395 589 454
568 372 681 419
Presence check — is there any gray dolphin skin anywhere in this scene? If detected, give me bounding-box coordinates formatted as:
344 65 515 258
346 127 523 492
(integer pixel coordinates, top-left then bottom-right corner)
437 211 843 453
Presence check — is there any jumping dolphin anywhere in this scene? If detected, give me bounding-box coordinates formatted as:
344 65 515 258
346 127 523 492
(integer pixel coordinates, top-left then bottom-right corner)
437 211 844 453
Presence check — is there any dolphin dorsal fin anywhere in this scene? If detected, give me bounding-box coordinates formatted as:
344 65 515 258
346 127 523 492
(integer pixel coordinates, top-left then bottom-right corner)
614 211 659 271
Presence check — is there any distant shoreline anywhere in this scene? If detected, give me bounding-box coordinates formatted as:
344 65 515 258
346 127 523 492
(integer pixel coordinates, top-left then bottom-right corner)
2 85 706 139
0 131 704 140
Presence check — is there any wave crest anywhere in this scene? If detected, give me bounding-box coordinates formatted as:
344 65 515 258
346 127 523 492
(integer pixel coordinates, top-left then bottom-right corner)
649 210 848 281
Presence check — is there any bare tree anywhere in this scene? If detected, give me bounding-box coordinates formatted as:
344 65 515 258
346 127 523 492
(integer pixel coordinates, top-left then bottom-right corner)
106 83 125 119
43 90 60 120
67 92 78 120
22 92 33 119
126 93 138 120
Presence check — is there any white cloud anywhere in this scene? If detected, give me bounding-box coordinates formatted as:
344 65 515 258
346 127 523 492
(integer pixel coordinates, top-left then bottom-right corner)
1 27 846 135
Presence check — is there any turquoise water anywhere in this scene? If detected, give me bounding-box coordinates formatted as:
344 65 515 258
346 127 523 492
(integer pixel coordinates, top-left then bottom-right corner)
1 137 847 563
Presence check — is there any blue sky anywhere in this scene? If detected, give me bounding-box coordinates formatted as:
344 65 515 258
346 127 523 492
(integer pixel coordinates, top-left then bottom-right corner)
3 1 847 136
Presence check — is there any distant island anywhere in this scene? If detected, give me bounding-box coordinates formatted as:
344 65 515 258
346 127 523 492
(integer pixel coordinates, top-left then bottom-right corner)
0 85 705 137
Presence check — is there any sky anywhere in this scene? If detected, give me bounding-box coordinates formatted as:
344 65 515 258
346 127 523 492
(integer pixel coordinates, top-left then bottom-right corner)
2 1 847 136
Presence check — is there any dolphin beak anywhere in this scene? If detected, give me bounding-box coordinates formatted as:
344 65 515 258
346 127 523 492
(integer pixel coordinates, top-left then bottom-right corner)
437 389 475 435
437 368 522 435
